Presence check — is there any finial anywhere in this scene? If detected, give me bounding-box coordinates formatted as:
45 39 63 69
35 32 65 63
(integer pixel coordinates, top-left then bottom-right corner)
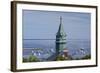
60 16 62 24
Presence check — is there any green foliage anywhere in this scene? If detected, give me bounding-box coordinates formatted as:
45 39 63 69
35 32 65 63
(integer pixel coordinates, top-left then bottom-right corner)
75 58 80 60
81 54 91 59
68 55 73 60
23 55 40 62
23 58 28 62
56 54 91 61
56 55 67 61
28 55 39 62
74 54 91 60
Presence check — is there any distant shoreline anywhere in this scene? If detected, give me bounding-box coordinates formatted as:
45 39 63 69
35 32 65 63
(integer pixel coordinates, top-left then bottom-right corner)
23 39 91 41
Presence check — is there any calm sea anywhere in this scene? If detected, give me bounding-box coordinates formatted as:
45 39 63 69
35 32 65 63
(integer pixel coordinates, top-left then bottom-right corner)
23 39 91 59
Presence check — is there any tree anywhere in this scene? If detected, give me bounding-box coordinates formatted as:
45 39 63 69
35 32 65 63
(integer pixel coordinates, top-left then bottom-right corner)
81 54 91 59
28 55 40 62
23 58 28 62
56 55 67 61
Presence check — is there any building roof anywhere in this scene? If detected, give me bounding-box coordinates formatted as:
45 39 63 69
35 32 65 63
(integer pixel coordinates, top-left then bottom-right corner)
57 16 66 36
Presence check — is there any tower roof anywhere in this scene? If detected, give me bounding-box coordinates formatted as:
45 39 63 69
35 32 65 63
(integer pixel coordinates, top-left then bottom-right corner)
57 16 66 36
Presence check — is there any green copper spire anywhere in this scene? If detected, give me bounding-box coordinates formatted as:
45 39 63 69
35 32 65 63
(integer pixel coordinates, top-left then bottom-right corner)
57 16 66 36
56 16 67 56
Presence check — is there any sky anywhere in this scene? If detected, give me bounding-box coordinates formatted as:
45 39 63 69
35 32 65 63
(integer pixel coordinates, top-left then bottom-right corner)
22 10 91 40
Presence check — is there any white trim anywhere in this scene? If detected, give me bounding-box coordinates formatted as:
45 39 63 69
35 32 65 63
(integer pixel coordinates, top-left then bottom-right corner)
17 3 96 69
